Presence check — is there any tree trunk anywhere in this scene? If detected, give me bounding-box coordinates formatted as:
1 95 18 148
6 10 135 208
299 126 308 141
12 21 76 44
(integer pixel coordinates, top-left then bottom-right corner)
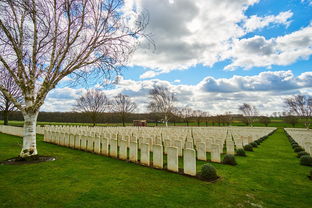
3 110 8 125
165 115 168 127
122 115 125 127
20 112 39 158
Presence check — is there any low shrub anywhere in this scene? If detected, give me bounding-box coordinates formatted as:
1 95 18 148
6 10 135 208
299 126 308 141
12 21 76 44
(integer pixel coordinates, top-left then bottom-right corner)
300 155 312 166
255 140 261 145
222 154 237 165
201 164 218 180
297 151 309 158
294 146 304 153
236 148 246 156
244 144 253 152
251 142 258 147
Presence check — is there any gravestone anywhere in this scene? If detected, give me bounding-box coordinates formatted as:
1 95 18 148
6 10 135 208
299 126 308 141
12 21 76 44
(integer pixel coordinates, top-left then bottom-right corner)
174 140 183 156
119 139 128 160
183 148 196 176
167 147 178 172
211 144 221 163
197 142 206 161
140 143 150 166
129 141 138 162
101 137 109 156
153 144 163 169
226 140 235 155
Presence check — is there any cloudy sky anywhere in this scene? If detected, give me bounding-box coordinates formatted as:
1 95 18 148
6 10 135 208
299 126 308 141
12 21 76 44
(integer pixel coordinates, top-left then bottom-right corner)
42 0 312 115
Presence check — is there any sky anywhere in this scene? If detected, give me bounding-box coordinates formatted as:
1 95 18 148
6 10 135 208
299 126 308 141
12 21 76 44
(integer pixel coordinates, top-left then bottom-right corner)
42 0 312 115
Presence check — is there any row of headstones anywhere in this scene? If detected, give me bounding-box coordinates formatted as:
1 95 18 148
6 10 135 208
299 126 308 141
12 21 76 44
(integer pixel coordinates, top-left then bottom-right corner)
285 129 312 155
45 126 274 155
45 129 234 158
0 125 24 137
42 126 275 153
44 131 236 176
42 125 265 148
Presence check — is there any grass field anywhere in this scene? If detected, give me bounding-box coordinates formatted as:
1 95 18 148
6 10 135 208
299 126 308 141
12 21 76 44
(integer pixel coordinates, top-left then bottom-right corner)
0 129 311 208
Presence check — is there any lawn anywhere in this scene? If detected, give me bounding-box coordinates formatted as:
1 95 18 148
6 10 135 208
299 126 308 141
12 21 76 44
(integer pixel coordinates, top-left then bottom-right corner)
0 129 311 208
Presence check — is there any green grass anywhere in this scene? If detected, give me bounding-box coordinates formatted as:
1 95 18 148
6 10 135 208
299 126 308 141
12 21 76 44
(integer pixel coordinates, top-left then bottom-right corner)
0 129 311 208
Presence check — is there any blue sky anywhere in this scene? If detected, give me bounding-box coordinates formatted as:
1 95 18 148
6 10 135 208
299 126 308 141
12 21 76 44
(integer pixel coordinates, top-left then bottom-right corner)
43 0 312 115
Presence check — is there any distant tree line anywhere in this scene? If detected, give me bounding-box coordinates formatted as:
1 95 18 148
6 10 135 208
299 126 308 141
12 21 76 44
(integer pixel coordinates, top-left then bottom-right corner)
1 84 311 128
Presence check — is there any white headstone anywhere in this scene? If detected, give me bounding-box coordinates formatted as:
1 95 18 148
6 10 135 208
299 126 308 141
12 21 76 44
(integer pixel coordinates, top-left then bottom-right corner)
80 135 87 150
94 136 101 154
185 141 194 149
163 139 171 154
153 144 163 169
110 138 118 158
69 134 75 148
101 137 109 156
226 140 235 155
205 139 212 152
211 144 221 163
119 139 128 160
129 141 138 162
197 142 206 161
87 137 94 152
174 140 183 156
140 143 150 166
75 134 81 149
167 147 178 172
183 148 196 176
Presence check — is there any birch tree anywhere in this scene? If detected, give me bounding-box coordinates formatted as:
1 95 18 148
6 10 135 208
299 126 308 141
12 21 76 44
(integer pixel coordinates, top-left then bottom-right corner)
147 86 176 127
0 0 148 158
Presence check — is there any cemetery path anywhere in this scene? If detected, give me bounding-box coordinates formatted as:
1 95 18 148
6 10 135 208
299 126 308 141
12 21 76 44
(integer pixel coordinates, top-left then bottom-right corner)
1 129 312 208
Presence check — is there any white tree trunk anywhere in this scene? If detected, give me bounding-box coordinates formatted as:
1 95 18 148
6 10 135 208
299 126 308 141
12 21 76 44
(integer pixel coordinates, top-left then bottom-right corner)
165 115 168 127
20 111 39 157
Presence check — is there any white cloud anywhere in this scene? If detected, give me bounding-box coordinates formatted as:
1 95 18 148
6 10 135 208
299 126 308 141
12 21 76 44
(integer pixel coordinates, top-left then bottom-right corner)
122 0 304 78
243 11 293 32
224 24 312 70
41 71 312 115
127 0 261 78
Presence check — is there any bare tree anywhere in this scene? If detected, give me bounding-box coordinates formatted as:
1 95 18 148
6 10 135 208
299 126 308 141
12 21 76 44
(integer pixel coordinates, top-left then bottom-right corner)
147 86 176 127
179 107 193 126
0 0 148 158
258 116 271 127
283 115 299 128
284 95 312 129
112 93 136 127
0 72 22 125
169 107 180 126
192 110 203 126
74 89 110 126
224 111 233 126
238 103 258 127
